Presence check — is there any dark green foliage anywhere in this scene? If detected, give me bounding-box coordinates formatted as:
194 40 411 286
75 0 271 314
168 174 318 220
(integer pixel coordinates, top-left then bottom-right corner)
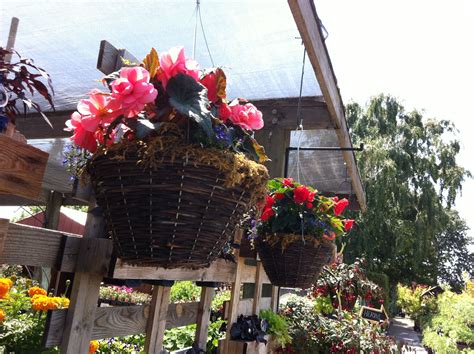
345 94 473 286
259 309 292 347
367 272 390 307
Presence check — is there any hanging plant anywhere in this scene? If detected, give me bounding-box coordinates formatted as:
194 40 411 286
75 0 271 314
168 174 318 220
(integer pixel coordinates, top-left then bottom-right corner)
65 46 269 267
255 178 355 288
0 47 54 133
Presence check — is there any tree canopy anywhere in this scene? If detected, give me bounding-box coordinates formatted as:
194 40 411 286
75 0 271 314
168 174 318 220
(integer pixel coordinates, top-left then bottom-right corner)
344 94 472 287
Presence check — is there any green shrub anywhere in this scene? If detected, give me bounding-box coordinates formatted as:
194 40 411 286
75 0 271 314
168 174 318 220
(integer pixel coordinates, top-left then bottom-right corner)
280 294 394 353
259 309 291 348
423 282 474 353
396 284 436 330
170 281 201 303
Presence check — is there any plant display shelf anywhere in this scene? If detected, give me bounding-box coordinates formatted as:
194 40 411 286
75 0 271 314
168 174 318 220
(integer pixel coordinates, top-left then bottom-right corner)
0 209 277 354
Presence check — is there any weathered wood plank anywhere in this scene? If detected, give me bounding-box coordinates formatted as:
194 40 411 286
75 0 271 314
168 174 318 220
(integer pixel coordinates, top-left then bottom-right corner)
270 286 279 312
288 0 366 210
60 200 106 354
0 221 81 268
0 219 9 255
223 231 243 354
44 302 200 347
16 95 330 140
113 258 237 282
240 260 271 284
254 128 291 178
255 96 332 130
97 40 139 75
145 285 171 353
252 262 264 314
237 298 272 317
194 286 214 351
0 135 49 200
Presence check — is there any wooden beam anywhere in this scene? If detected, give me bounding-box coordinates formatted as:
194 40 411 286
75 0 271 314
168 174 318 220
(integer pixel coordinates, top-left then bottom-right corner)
15 111 71 139
194 286 214 351
17 95 331 140
0 135 49 200
44 302 200 347
255 96 333 130
113 258 237 283
97 40 140 75
0 220 81 268
145 285 171 353
288 0 367 210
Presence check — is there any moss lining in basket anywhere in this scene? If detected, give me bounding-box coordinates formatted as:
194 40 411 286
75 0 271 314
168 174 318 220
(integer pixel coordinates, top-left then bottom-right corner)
65 46 269 267
255 178 355 288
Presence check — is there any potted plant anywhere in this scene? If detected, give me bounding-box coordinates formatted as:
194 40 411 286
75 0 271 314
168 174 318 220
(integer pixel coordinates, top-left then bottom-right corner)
255 178 354 288
65 46 269 268
0 47 54 199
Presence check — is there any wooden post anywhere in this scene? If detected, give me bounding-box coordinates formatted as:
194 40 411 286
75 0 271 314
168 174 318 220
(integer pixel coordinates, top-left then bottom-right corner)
144 283 172 353
60 200 110 354
5 17 19 63
252 262 264 315
194 285 215 351
270 286 279 313
222 230 243 354
42 191 63 292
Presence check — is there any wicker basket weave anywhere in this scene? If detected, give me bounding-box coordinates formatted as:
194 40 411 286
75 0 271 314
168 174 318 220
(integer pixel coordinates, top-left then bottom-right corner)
256 236 335 288
89 153 256 268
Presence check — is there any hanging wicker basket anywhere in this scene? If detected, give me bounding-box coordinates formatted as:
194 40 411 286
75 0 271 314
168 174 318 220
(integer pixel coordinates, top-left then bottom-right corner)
256 235 335 288
88 142 268 268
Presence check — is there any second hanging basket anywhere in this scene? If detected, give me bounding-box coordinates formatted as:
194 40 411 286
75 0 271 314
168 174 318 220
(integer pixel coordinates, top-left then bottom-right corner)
89 140 268 268
256 235 335 289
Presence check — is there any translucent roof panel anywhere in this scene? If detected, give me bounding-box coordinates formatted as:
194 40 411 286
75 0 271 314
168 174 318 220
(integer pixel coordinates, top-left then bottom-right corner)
1 0 322 111
287 130 355 195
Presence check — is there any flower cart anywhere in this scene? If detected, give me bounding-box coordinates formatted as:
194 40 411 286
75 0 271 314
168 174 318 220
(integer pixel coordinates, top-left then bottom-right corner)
256 178 354 288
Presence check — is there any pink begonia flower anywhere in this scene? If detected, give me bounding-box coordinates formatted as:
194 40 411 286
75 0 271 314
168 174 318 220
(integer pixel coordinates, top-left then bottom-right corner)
65 112 98 153
228 102 264 131
111 67 158 118
158 46 200 89
75 90 120 133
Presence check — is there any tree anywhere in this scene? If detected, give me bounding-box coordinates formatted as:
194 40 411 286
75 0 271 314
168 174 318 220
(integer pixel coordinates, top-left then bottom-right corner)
436 211 474 291
344 94 472 286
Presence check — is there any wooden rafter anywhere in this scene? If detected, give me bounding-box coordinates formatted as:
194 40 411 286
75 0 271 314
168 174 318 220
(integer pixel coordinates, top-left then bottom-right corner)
288 0 367 210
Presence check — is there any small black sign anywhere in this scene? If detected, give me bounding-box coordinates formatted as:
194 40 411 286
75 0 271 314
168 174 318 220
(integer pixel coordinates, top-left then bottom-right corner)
360 306 387 322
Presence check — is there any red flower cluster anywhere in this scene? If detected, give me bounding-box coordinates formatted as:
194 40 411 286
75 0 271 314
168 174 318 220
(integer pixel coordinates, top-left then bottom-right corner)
293 185 315 208
260 195 275 221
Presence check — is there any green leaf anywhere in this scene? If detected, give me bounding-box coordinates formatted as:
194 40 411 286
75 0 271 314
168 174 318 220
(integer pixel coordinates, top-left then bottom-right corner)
166 73 213 137
131 119 161 139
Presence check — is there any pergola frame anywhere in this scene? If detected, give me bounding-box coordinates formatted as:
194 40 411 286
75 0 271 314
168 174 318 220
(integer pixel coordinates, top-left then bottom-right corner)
0 1 366 353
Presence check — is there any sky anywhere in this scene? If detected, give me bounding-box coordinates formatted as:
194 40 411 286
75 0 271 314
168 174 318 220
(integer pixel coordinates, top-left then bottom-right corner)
315 0 474 238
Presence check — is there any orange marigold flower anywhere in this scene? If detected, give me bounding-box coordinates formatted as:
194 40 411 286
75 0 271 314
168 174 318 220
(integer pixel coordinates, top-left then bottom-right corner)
0 308 5 322
28 286 47 297
89 340 99 354
0 278 13 299
31 294 50 311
